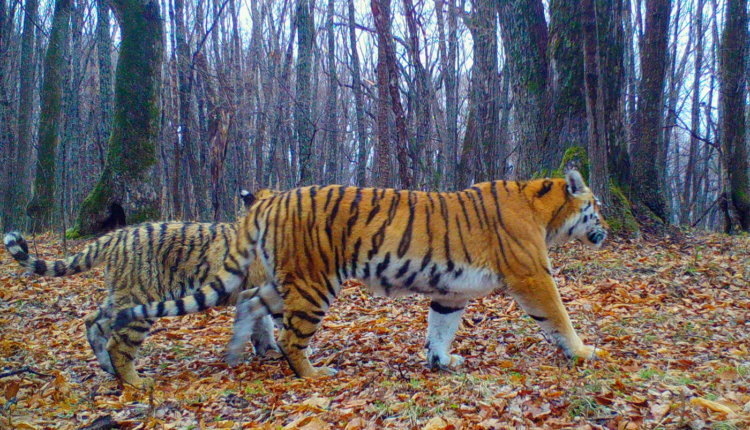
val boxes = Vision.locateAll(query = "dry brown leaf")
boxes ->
[690,397,735,415]
[422,416,452,430]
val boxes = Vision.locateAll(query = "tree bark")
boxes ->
[719,0,750,231]
[467,0,501,182]
[348,0,368,186]
[96,0,113,168]
[27,0,72,230]
[403,0,430,187]
[549,0,587,170]
[580,0,611,206]
[323,0,339,184]
[3,0,37,231]
[295,0,315,186]
[496,0,552,178]
[435,0,459,187]
[73,0,163,235]
[681,0,704,224]
[630,0,671,222]
[372,0,412,188]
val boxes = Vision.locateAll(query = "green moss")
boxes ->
[559,146,590,181]
[607,182,639,234]
[65,227,82,240]
[129,206,160,224]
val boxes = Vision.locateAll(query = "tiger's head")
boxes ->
[546,170,608,248]
[240,188,279,209]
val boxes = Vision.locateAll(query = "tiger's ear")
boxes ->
[240,189,256,207]
[565,170,587,196]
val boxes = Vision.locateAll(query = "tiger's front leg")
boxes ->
[426,300,468,370]
[276,279,337,378]
[507,273,597,360]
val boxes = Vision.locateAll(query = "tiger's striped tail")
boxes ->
[3,231,109,277]
[111,217,259,329]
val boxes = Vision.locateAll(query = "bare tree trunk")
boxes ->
[435,0,459,187]
[96,0,113,167]
[323,0,339,184]
[27,0,72,230]
[467,0,501,182]
[347,0,368,186]
[74,0,163,235]
[403,0,430,187]
[3,0,37,231]
[348,0,368,186]
[719,0,750,231]
[372,0,412,188]
[580,0,611,207]
[682,0,705,224]
[630,0,671,222]
[296,0,315,186]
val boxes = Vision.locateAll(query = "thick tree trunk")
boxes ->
[27,0,71,230]
[295,0,315,186]
[496,0,552,178]
[96,0,113,168]
[719,0,750,231]
[467,0,501,182]
[73,0,163,235]
[3,0,37,231]
[630,0,671,222]
[549,0,587,169]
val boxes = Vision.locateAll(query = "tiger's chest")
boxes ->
[359,256,501,301]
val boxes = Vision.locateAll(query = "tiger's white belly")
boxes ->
[358,256,501,302]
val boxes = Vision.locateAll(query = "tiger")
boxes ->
[3,189,280,388]
[113,170,607,379]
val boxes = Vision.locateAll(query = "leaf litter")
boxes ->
[0,231,748,429]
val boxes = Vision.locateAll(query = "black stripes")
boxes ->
[430,301,464,314]
[529,314,548,322]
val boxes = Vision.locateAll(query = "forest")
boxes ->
[1,0,749,428]
[0,0,748,234]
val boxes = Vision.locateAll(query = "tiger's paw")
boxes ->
[568,345,602,361]
[428,353,465,371]
[225,351,245,367]
[307,366,338,378]
[122,375,154,390]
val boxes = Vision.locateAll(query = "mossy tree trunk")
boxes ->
[496,0,552,178]
[27,0,71,231]
[73,0,163,236]
[718,0,750,232]
[549,0,587,172]
[2,0,37,232]
[630,0,672,223]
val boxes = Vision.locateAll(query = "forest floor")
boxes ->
[0,231,749,429]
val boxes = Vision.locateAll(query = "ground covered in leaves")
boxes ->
[1,231,749,429]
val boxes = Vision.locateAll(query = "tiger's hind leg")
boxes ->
[226,284,282,366]
[425,300,468,370]
[507,274,597,360]
[84,297,116,375]
[251,315,281,359]
[107,318,155,389]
